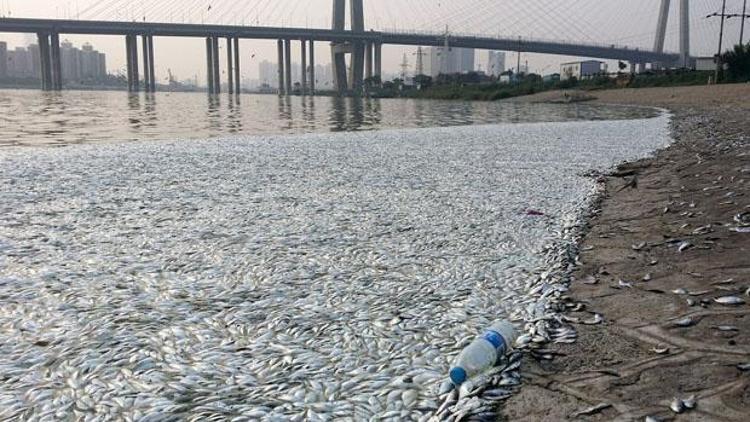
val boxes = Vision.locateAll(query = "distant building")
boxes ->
[487,51,505,77]
[2,40,106,82]
[313,63,334,89]
[258,60,278,88]
[0,42,7,78]
[7,46,36,78]
[60,41,107,83]
[560,60,607,80]
[694,57,715,72]
[427,47,475,77]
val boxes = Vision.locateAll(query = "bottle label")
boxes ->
[482,330,506,350]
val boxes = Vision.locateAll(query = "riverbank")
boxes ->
[500,84,750,421]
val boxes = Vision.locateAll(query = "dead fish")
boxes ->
[712,325,739,332]
[737,363,750,371]
[672,317,698,328]
[643,273,652,282]
[683,395,697,409]
[714,296,745,306]
[649,259,659,266]
[645,416,663,422]
[735,212,750,226]
[672,288,689,295]
[571,403,611,417]
[618,280,633,289]
[678,242,693,252]
[582,314,603,325]
[711,278,735,285]
[686,298,697,306]
[670,398,686,414]
[651,346,670,354]
[581,275,598,285]
[632,242,647,251]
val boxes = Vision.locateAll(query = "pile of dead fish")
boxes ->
[0,116,670,421]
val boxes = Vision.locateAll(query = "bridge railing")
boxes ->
[380,28,664,53]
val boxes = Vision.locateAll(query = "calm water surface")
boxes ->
[0,89,656,147]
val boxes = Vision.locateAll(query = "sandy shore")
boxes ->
[500,84,750,421]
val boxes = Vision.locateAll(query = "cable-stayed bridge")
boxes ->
[0,0,697,94]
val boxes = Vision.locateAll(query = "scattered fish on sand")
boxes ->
[678,242,693,252]
[632,242,647,251]
[651,346,670,354]
[714,296,746,306]
[672,317,699,328]
[571,403,612,417]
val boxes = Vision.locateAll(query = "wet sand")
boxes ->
[500,84,750,421]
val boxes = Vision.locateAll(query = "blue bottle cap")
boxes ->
[450,367,467,385]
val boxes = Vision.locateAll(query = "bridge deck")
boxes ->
[0,18,680,63]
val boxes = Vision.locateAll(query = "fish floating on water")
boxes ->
[0,118,673,420]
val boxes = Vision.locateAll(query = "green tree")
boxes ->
[722,43,750,82]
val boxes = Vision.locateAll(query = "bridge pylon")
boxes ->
[331,0,365,95]
[653,0,691,68]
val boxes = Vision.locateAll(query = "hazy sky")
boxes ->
[1,0,747,83]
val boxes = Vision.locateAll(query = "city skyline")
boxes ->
[0,0,748,86]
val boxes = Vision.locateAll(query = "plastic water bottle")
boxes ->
[449,321,518,385]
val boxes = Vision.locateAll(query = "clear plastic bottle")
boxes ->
[449,321,518,385]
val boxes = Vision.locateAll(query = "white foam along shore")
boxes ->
[0,114,671,420]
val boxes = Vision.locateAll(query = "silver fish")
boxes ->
[714,296,745,305]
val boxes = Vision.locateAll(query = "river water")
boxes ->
[0,89,656,147]
[0,89,669,420]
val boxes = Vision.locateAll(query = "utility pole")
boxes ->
[742,0,748,45]
[717,0,727,82]
[400,54,409,81]
[413,47,426,76]
[706,0,728,82]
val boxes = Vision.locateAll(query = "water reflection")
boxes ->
[0,89,660,148]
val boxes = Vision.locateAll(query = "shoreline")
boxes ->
[500,85,750,421]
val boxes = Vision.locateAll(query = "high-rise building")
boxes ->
[487,51,506,76]
[258,60,278,88]
[0,42,7,78]
[427,47,475,78]
[7,46,35,78]
[60,41,107,82]
[2,40,106,82]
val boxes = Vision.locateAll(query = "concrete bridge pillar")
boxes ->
[212,37,220,94]
[277,40,285,95]
[679,0,690,68]
[50,33,62,90]
[284,39,292,94]
[146,36,155,92]
[309,41,316,94]
[374,43,382,81]
[331,0,365,95]
[233,38,241,94]
[653,0,671,54]
[365,42,373,81]
[36,33,52,91]
[142,35,151,92]
[206,37,215,94]
[653,0,691,68]
[226,37,234,95]
[125,35,139,92]
[301,39,307,94]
